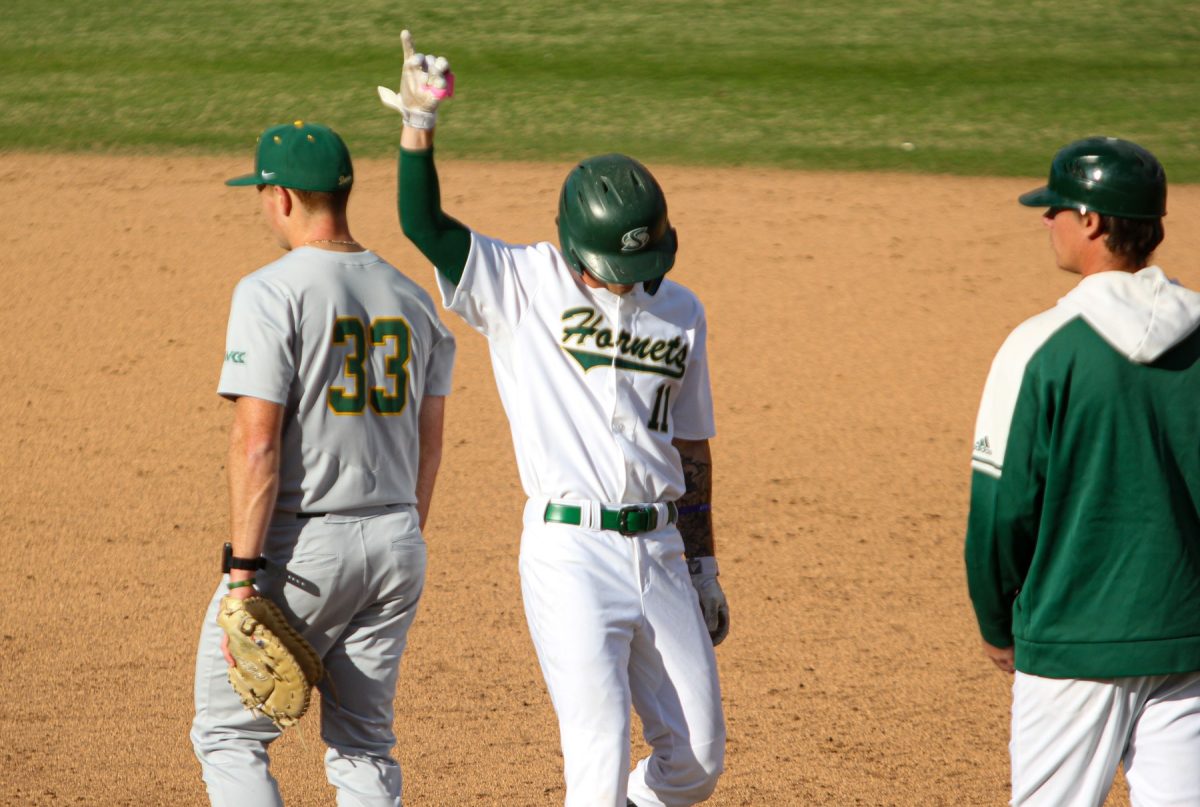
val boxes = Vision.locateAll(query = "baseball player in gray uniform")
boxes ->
[190,120,456,806]
[379,32,727,807]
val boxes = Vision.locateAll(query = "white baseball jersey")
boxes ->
[218,247,456,513]
[438,232,714,504]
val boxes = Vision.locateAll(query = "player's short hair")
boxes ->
[291,188,350,217]
[1100,215,1164,269]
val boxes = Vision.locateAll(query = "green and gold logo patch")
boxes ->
[560,307,687,379]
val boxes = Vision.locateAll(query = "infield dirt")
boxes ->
[5,153,1196,805]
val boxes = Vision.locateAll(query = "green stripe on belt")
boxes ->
[543,502,677,535]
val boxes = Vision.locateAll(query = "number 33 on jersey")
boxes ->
[218,248,455,514]
[328,316,412,415]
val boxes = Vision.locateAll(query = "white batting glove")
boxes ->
[377,29,455,130]
[689,557,730,646]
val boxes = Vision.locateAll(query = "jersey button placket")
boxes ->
[611,294,629,498]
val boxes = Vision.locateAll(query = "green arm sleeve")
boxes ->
[399,147,470,285]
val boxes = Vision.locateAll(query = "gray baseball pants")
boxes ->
[191,505,426,806]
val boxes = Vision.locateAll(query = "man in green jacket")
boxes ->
[965,137,1200,806]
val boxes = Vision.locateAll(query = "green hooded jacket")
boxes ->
[965,266,1200,678]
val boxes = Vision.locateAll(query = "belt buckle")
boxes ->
[617,505,656,536]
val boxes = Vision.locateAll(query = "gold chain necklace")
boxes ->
[304,238,361,248]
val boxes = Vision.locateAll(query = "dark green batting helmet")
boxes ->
[1019,136,1166,219]
[557,154,677,285]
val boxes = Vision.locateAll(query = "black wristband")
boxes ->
[222,542,265,573]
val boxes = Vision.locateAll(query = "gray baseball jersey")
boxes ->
[218,246,455,513]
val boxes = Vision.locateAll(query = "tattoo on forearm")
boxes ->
[677,445,714,559]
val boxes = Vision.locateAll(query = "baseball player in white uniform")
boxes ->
[379,32,728,807]
[190,120,456,806]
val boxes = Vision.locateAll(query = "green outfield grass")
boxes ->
[2,0,1198,178]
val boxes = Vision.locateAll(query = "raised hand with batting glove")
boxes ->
[377,29,454,130]
[391,30,728,802]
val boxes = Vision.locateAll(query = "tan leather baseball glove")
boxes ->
[217,595,324,728]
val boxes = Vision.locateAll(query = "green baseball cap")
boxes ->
[226,120,353,192]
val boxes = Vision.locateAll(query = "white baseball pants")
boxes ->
[1011,670,1200,807]
[191,506,426,807]
[519,498,725,807]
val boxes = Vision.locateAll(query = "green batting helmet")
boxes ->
[557,154,677,285]
[1018,136,1166,219]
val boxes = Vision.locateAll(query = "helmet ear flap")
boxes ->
[566,247,585,275]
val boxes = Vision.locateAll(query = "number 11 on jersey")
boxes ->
[648,383,671,432]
